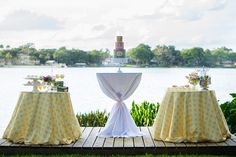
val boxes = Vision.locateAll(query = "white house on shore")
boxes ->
[45,60,57,65]
[17,54,40,65]
[75,63,87,67]
[45,60,67,68]
[221,60,236,67]
[103,58,128,66]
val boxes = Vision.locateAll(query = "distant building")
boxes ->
[102,58,112,66]
[45,60,67,68]
[75,63,87,67]
[16,54,40,65]
[150,58,158,64]
[111,58,128,64]
[45,60,57,65]
[222,60,235,67]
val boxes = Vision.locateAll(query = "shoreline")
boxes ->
[0,65,236,69]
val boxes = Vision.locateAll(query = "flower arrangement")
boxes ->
[41,75,56,85]
[197,67,211,90]
[25,74,66,92]
[39,74,64,84]
[186,71,200,86]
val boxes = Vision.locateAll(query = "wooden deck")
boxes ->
[0,127,236,155]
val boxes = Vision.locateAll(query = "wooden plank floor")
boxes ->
[0,127,236,155]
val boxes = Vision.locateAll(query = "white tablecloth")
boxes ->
[96,72,143,137]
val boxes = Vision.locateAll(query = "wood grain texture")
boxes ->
[73,127,93,148]
[141,127,155,147]
[0,127,235,156]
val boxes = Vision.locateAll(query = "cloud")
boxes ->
[206,0,227,11]
[92,25,106,31]
[0,0,234,51]
[135,0,228,22]
[0,10,63,31]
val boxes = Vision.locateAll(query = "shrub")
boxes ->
[130,101,160,126]
[76,101,160,127]
[220,93,236,134]
[76,110,108,127]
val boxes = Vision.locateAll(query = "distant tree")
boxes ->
[54,47,70,65]
[0,50,4,60]
[203,49,216,67]
[153,45,182,66]
[69,49,88,65]
[127,44,153,65]
[19,43,38,64]
[1,48,21,64]
[5,53,12,64]
[0,42,235,68]
[100,48,111,60]
[28,50,40,63]
[211,47,232,64]
[54,47,89,66]
[181,47,206,67]
[20,43,34,49]
[36,49,56,64]
[228,52,236,63]
[88,49,109,65]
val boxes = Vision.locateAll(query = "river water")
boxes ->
[0,67,235,136]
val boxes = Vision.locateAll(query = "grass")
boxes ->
[0,155,232,157]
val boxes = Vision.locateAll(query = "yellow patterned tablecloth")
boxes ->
[152,87,231,143]
[3,92,81,145]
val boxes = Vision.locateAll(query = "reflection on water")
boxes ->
[0,67,236,136]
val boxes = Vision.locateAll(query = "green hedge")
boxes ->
[220,93,236,134]
[76,101,159,127]
[76,95,236,134]
[76,110,108,127]
[1,154,230,157]
[130,101,159,126]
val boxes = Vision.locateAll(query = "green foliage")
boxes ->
[0,42,236,67]
[203,49,216,67]
[153,45,182,67]
[76,101,159,127]
[220,93,236,134]
[228,53,236,63]
[74,96,235,135]
[76,110,108,127]
[127,44,154,65]
[0,43,110,66]
[37,49,55,64]
[130,101,159,126]
[0,154,230,157]
[181,47,206,67]
[54,47,89,66]
[211,47,232,64]
[88,49,110,65]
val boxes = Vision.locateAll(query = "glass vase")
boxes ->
[200,80,208,90]
[46,85,51,92]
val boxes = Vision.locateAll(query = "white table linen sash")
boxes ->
[96,73,143,137]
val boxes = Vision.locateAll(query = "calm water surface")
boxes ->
[0,67,235,136]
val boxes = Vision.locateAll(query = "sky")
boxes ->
[0,0,235,51]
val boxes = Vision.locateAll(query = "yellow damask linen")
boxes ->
[152,87,231,143]
[3,92,81,145]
